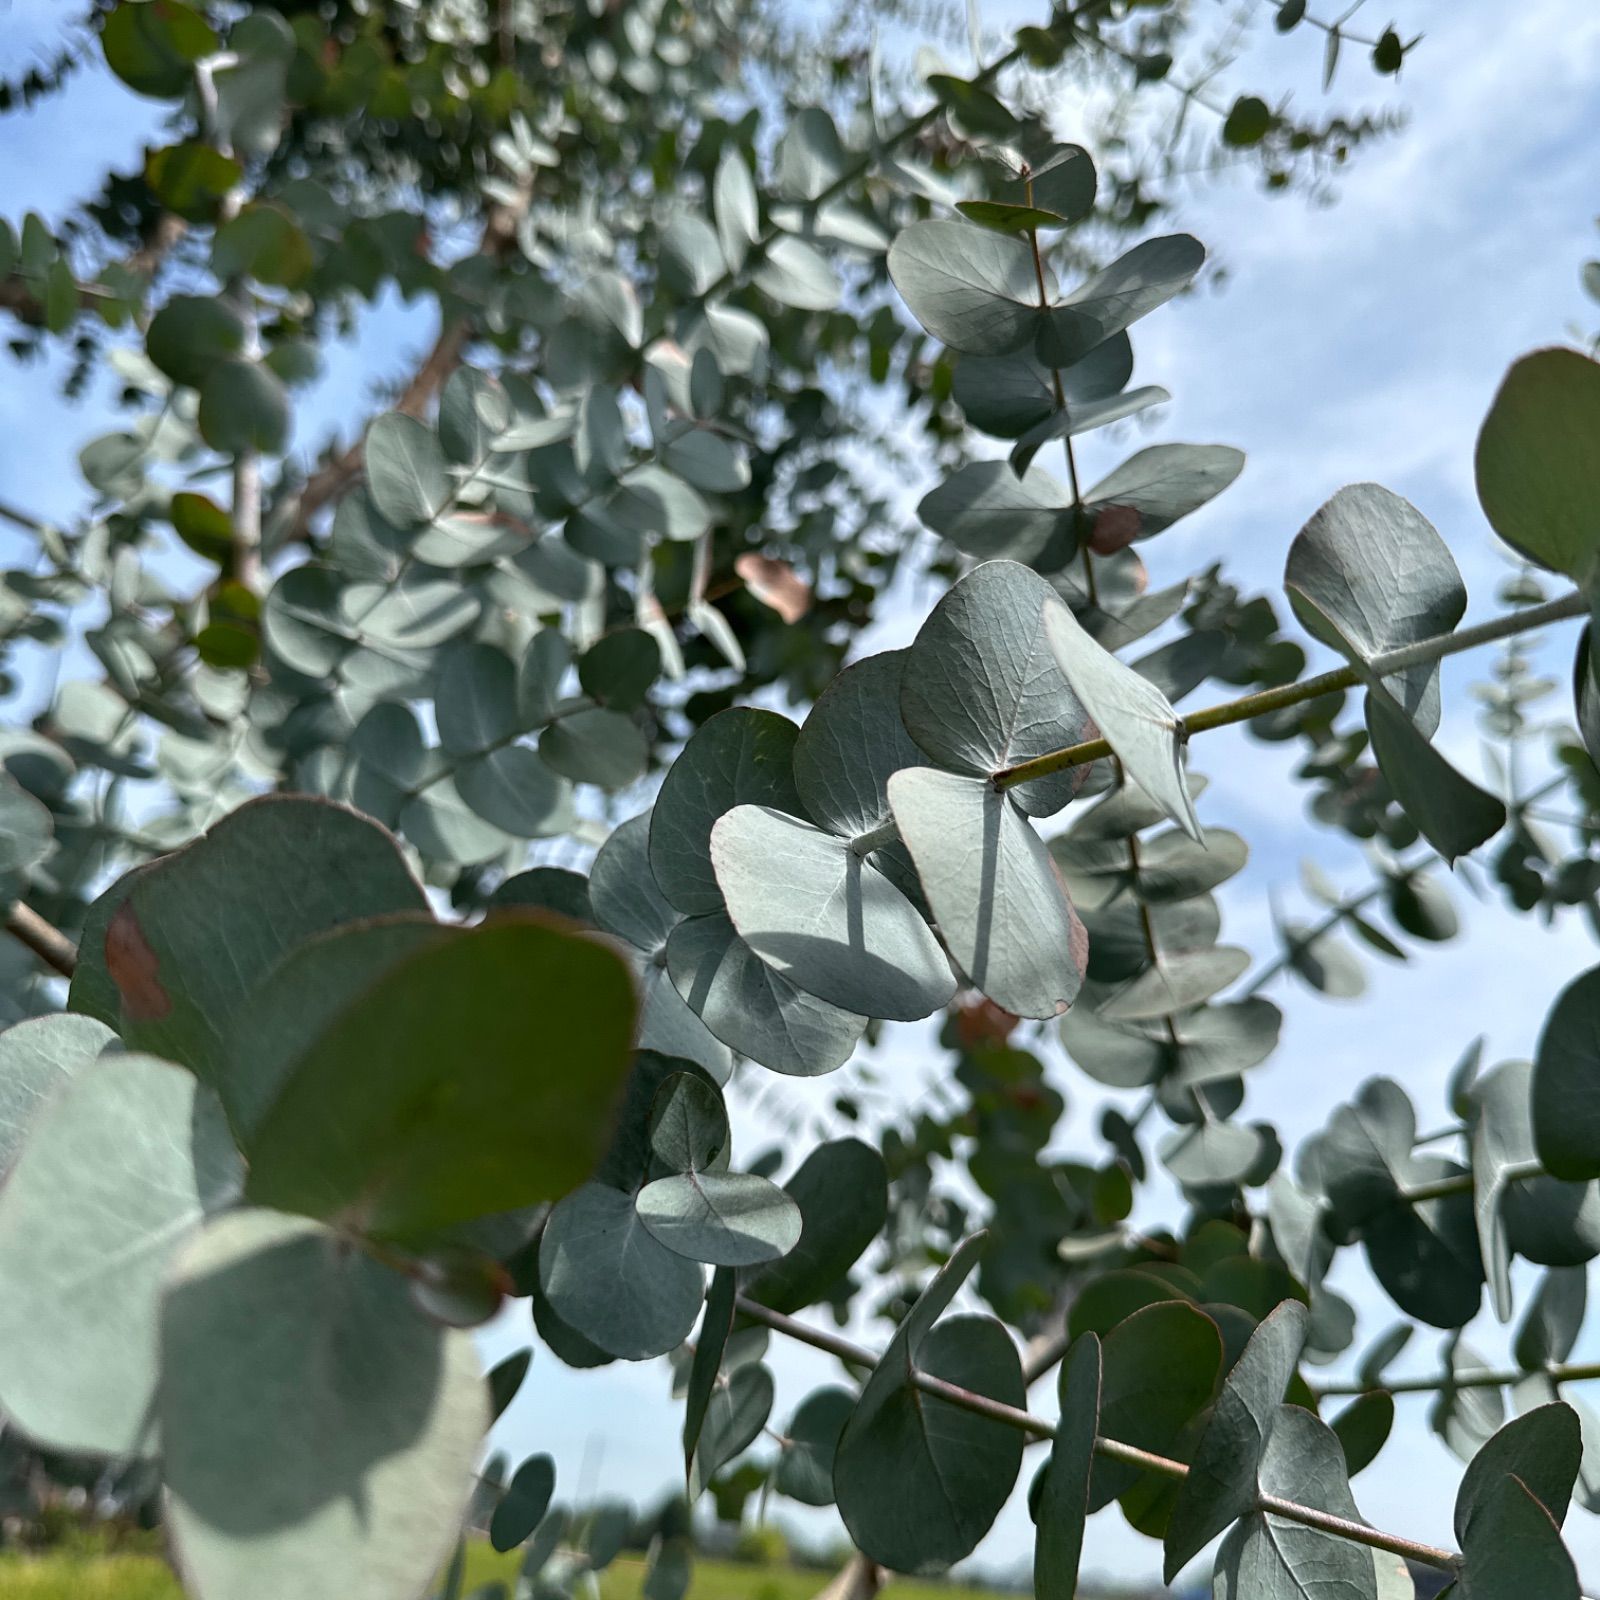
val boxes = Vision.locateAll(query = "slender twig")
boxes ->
[734,1293,1459,1573]
[1398,1156,1543,1205]
[3,903,78,978]
[1259,0,1388,46]
[0,498,51,536]
[1314,1355,1600,1399]
[1239,853,1431,997]
[994,591,1590,791]
[851,818,900,857]
[696,40,1030,311]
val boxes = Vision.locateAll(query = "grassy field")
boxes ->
[0,1547,1020,1600]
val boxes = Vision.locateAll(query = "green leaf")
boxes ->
[1456,1473,1580,1600]
[887,220,1049,355]
[211,12,294,160]
[0,771,52,887]
[1093,1301,1222,1513]
[917,461,1076,567]
[1475,348,1600,581]
[1364,689,1506,864]
[0,1054,241,1456]
[710,805,955,1020]
[580,628,661,712]
[683,1267,735,1475]
[743,1138,888,1314]
[1163,1299,1309,1580]
[490,1456,556,1552]
[1456,1404,1581,1542]
[1043,591,1199,839]
[491,866,591,924]
[198,359,289,455]
[457,747,573,839]
[1430,1342,1508,1460]
[590,812,679,954]
[1212,1405,1378,1600]
[170,490,234,561]
[146,294,246,388]
[666,910,866,1077]
[436,641,519,756]
[999,142,1097,223]
[902,561,1096,816]
[1221,96,1274,148]
[1160,1120,1273,1188]
[1533,964,1600,1180]
[537,1182,705,1360]
[1468,1059,1545,1319]
[648,1072,729,1173]
[1034,235,1205,368]
[650,709,805,915]
[70,795,430,1085]
[1055,824,1247,906]
[1366,1160,1485,1330]
[212,203,313,288]
[888,768,1084,1018]
[1034,1335,1101,1600]
[588,829,730,1079]
[713,148,760,272]
[102,0,217,97]
[777,107,846,201]
[952,354,1058,440]
[365,412,453,532]
[400,778,514,866]
[220,914,451,1143]
[488,1349,532,1424]
[1330,1391,1395,1477]
[540,707,648,790]
[637,1169,802,1266]
[1079,444,1245,554]
[1514,1269,1587,1370]
[660,214,727,297]
[1099,946,1252,1021]
[644,1537,693,1600]
[775,1386,855,1506]
[689,1363,774,1496]
[243,918,638,1240]
[1286,483,1465,733]
[751,236,840,311]
[835,1234,1024,1572]
[792,650,927,838]
[955,200,1073,234]
[162,1210,486,1600]
[0,1013,115,1176]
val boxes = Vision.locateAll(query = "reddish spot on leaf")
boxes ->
[1088,504,1144,556]
[105,901,172,1023]
[1065,898,1091,985]
[735,553,812,623]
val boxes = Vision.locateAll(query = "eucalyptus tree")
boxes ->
[6,5,1600,1600]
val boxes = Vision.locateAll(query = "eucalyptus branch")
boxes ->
[1239,851,1434,997]
[1260,0,1389,47]
[994,589,1590,791]
[695,38,1031,311]
[734,1294,1460,1574]
[1314,1355,1600,1399]
[0,498,51,537]
[1397,1157,1543,1205]
[3,902,78,978]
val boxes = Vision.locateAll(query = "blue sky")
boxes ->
[5,0,1600,1589]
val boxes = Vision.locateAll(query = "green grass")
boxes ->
[0,1548,1019,1600]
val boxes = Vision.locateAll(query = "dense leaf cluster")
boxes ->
[4,4,1600,1600]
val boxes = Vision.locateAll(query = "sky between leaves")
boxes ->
[3,0,1600,1588]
